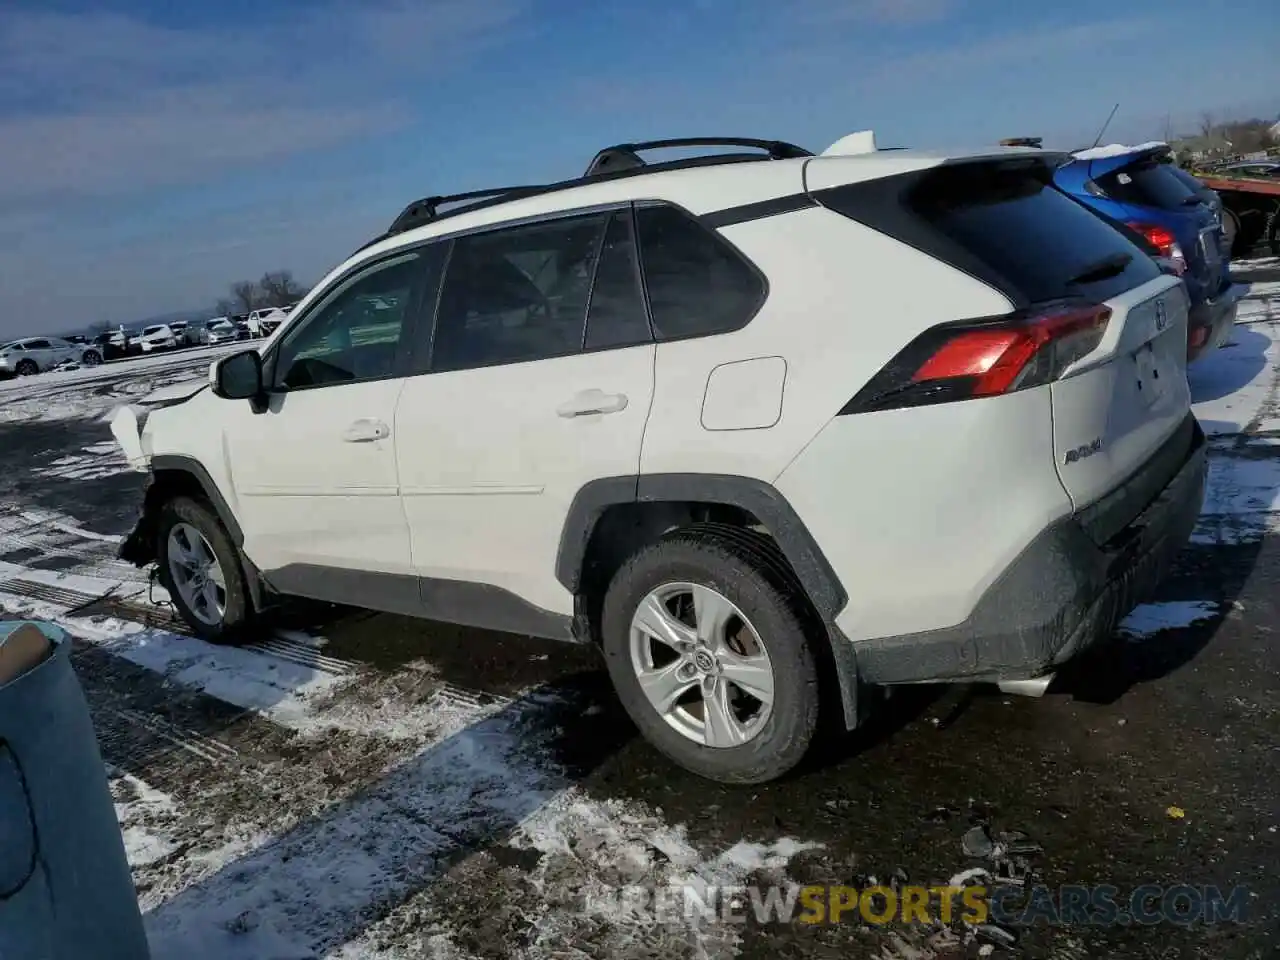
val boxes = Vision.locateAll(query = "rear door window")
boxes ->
[429,213,609,373]
[1094,159,1197,210]
[903,159,1161,304]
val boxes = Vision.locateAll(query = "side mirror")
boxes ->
[211,350,263,401]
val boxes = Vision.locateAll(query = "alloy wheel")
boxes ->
[167,523,228,626]
[629,582,775,748]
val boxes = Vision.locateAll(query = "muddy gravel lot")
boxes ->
[2,265,1279,959]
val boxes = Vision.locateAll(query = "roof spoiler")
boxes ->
[821,130,878,156]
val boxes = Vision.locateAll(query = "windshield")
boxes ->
[0,342,20,352]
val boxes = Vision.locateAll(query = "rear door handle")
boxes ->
[342,418,391,442]
[557,389,629,418]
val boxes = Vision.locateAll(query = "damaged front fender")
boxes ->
[108,405,151,472]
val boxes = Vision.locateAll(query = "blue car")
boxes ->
[1055,143,1238,361]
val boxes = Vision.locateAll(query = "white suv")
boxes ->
[110,136,1207,784]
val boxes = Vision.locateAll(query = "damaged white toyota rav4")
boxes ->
[111,134,1206,784]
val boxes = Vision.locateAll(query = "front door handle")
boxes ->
[556,389,629,418]
[342,418,391,442]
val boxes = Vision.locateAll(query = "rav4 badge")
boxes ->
[1064,438,1103,465]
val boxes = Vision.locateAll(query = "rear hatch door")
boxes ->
[883,155,1194,517]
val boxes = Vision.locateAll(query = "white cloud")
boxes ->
[0,2,527,203]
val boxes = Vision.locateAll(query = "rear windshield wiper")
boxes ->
[1066,252,1133,286]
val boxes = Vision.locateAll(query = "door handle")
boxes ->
[342,419,391,442]
[556,389,629,418]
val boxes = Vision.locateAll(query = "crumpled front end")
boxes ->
[108,404,152,472]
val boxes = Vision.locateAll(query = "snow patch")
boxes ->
[1193,457,1280,544]
[1191,315,1280,436]
[1119,601,1222,638]
[1071,141,1166,160]
[502,792,823,958]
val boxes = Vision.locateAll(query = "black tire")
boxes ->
[14,359,37,376]
[154,496,254,644]
[600,524,820,784]
[1222,209,1240,256]
[1265,205,1280,258]
[82,350,102,366]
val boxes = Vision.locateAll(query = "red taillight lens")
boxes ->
[842,303,1112,414]
[1127,221,1187,275]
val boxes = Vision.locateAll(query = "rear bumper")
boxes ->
[853,416,1207,685]
[1188,284,1241,360]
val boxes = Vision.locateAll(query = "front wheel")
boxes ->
[14,359,38,376]
[155,496,254,644]
[601,526,820,784]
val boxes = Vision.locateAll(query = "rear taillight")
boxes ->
[841,303,1111,414]
[1127,222,1187,275]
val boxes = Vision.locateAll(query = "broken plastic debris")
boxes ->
[1167,806,1186,819]
[949,866,991,887]
[962,825,995,858]
[976,923,1018,947]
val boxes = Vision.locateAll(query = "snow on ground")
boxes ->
[0,345,237,425]
[1119,601,1222,638]
[1,304,1278,958]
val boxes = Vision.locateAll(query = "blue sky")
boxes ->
[2,0,1278,336]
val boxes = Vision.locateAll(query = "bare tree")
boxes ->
[230,281,259,314]
[1198,112,1215,138]
[258,270,305,307]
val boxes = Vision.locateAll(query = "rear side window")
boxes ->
[635,205,764,341]
[897,160,1161,304]
[1094,159,1196,210]
[431,214,608,372]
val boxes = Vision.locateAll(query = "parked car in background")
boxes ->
[0,337,103,377]
[247,307,288,337]
[1057,143,1236,361]
[107,328,133,355]
[1213,160,1280,179]
[168,321,189,345]
[130,324,178,354]
[199,319,240,345]
[231,317,253,340]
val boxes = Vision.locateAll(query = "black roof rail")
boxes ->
[386,184,547,236]
[584,137,812,177]
[353,137,814,255]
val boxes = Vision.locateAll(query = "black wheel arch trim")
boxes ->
[555,473,848,622]
[150,455,244,545]
[147,455,269,611]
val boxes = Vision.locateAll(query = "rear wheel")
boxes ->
[601,526,820,784]
[155,496,254,644]
[82,350,102,366]
[1222,209,1240,255]
[14,359,37,376]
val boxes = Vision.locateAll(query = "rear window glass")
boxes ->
[905,160,1161,304]
[1094,159,1196,210]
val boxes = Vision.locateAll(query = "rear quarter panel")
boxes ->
[639,206,1016,482]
